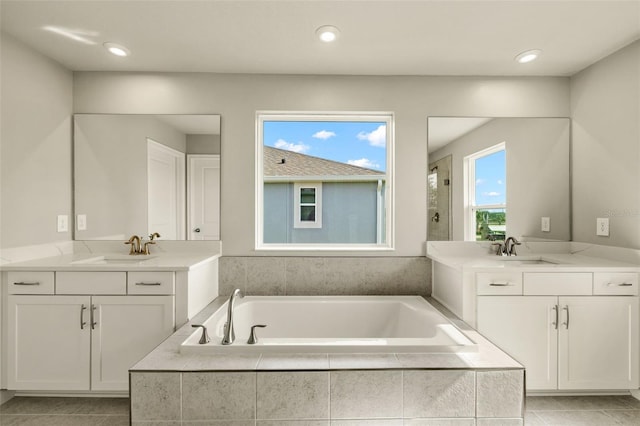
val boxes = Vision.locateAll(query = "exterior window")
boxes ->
[294,183,322,228]
[464,143,506,241]
[256,112,394,249]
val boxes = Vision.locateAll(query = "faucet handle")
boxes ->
[247,324,267,344]
[143,240,156,255]
[490,242,503,256]
[192,324,210,344]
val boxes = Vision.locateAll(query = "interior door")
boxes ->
[427,155,451,240]
[147,139,186,240]
[188,155,221,240]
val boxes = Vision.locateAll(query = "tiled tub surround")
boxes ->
[130,298,525,424]
[219,256,431,297]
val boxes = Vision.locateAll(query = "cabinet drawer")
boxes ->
[593,272,638,296]
[127,272,175,295]
[477,272,523,295]
[524,272,592,295]
[7,272,54,294]
[56,272,126,294]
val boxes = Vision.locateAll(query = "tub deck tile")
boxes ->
[257,353,330,370]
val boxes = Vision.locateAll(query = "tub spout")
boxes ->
[221,288,244,345]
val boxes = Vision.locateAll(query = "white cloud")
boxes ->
[483,191,501,197]
[274,139,310,153]
[497,180,504,185]
[357,125,386,147]
[347,158,380,169]
[476,178,486,185]
[312,130,336,140]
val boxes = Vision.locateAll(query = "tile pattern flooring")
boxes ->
[0,394,639,425]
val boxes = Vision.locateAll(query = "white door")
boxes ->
[147,139,186,240]
[91,295,174,391]
[188,155,220,240]
[8,295,91,390]
[558,296,639,390]
[477,296,559,390]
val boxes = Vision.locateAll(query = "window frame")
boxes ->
[294,182,322,228]
[463,142,506,241]
[255,111,395,251]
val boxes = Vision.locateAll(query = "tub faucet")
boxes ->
[503,236,521,256]
[221,288,244,345]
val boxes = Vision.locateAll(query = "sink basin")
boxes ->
[497,257,561,266]
[71,255,157,265]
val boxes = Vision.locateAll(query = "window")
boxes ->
[256,112,394,249]
[464,143,506,241]
[294,182,322,228]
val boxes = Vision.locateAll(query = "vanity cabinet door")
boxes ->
[90,295,174,391]
[7,295,91,390]
[558,296,639,390]
[477,296,558,390]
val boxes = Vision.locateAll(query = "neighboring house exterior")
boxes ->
[263,146,386,244]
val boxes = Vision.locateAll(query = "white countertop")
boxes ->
[426,241,640,272]
[0,252,220,272]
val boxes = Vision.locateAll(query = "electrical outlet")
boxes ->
[57,215,69,233]
[77,214,87,231]
[596,217,610,236]
[541,217,550,232]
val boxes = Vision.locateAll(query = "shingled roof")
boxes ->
[264,146,385,178]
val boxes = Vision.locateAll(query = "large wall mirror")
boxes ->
[74,114,221,241]
[427,117,570,242]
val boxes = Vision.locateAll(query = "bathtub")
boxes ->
[180,296,477,354]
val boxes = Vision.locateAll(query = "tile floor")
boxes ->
[0,394,639,425]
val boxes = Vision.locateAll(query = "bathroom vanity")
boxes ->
[0,249,219,394]
[427,241,640,392]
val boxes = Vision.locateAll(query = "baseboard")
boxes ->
[0,390,16,405]
[14,391,128,398]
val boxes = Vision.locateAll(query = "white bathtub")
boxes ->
[180,296,476,354]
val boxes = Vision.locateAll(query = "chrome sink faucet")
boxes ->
[503,236,521,256]
[221,288,244,345]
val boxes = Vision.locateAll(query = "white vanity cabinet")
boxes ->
[6,271,174,392]
[477,272,639,391]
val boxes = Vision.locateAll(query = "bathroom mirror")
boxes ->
[74,114,221,241]
[427,117,570,242]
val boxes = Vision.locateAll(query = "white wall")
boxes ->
[0,33,73,250]
[571,40,640,249]
[73,73,570,256]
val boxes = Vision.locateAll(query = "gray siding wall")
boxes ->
[264,182,384,244]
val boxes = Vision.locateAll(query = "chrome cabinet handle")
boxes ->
[489,282,511,286]
[13,282,40,286]
[562,305,569,329]
[91,304,97,329]
[80,304,87,329]
[552,305,559,330]
[618,283,633,287]
[135,282,162,286]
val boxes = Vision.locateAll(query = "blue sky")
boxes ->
[475,149,506,205]
[263,121,387,171]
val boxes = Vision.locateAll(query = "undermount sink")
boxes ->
[71,255,157,265]
[497,257,561,266]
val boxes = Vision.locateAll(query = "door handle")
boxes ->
[562,305,569,329]
[80,304,87,329]
[194,228,201,233]
[431,212,440,223]
[91,304,98,329]
[552,305,559,329]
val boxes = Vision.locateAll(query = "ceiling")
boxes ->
[1,0,639,76]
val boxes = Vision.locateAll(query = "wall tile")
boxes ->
[363,258,430,296]
[182,422,255,426]
[182,372,256,420]
[404,420,475,426]
[130,372,181,421]
[257,371,329,420]
[246,257,286,295]
[476,419,523,426]
[331,420,403,425]
[403,370,475,418]
[285,258,327,295]
[323,258,366,294]
[328,353,401,369]
[257,353,330,370]
[330,370,402,419]
[219,257,247,296]
[258,421,329,426]
[476,370,524,418]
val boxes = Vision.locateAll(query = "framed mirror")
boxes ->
[74,114,221,241]
[427,117,570,242]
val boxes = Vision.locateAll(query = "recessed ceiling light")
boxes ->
[103,42,130,57]
[316,25,340,43]
[515,49,542,64]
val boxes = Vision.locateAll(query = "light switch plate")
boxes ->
[57,215,69,233]
[596,217,609,236]
[77,214,87,231]
[541,217,550,232]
